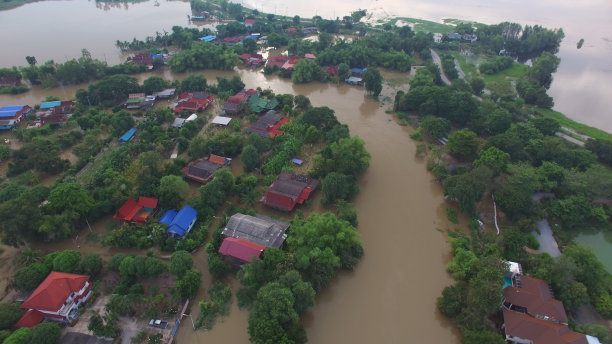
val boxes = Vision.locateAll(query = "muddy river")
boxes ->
[16,66,461,343]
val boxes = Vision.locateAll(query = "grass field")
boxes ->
[390,17,455,33]
[482,63,529,83]
[449,52,477,80]
[537,108,612,142]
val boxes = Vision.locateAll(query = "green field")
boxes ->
[390,17,455,33]
[537,108,612,142]
[482,63,529,83]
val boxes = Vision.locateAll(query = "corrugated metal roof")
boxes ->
[40,100,61,109]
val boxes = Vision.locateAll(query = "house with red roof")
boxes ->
[246,110,288,138]
[182,154,231,183]
[261,173,318,211]
[244,19,256,28]
[323,65,338,76]
[222,92,250,115]
[501,274,598,344]
[130,52,154,69]
[114,196,158,224]
[16,272,92,328]
[266,56,288,69]
[218,237,265,265]
[174,91,214,113]
[0,76,20,87]
[239,53,265,68]
[281,56,303,70]
[286,27,298,35]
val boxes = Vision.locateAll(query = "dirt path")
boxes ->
[430,49,452,85]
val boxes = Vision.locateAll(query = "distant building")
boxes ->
[281,56,303,70]
[222,213,290,248]
[199,35,217,43]
[247,94,279,113]
[174,91,213,113]
[182,154,232,183]
[0,105,32,130]
[246,110,288,138]
[302,27,318,35]
[0,76,19,87]
[267,56,289,68]
[323,65,338,76]
[159,205,198,238]
[16,272,92,328]
[244,19,256,28]
[261,173,318,211]
[114,197,158,224]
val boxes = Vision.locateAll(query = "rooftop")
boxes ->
[21,272,89,312]
[222,213,290,248]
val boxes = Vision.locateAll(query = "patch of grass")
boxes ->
[482,63,529,83]
[449,52,477,80]
[195,281,232,330]
[393,17,455,33]
[486,78,515,97]
[537,108,612,142]
[446,208,459,224]
[386,77,411,87]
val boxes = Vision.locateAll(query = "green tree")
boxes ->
[531,117,560,136]
[170,251,194,278]
[0,145,10,163]
[188,136,208,160]
[448,129,479,159]
[240,144,260,173]
[157,175,189,209]
[558,280,589,309]
[14,263,49,291]
[248,282,301,344]
[528,52,561,89]
[53,250,81,273]
[363,67,383,97]
[470,78,485,96]
[27,322,61,344]
[46,183,93,220]
[176,269,202,299]
[142,76,169,94]
[438,283,467,318]
[79,254,103,277]
[3,328,30,344]
[314,137,370,177]
[0,303,24,330]
[337,63,351,80]
[473,146,509,174]
[446,248,478,280]
[444,172,487,214]
[287,213,363,290]
[461,330,506,344]
[291,59,325,84]
[179,74,207,93]
[420,116,451,138]
[321,172,359,205]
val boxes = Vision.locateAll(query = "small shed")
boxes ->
[118,128,137,142]
[212,116,232,126]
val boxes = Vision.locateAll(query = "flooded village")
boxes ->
[0,1,612,344]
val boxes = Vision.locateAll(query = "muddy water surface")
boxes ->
[169,70,461,343]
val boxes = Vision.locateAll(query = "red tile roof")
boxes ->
[219,237,265,263]
[209,154,226,165]
[261,173,318,211]
[504,276,568,323]
[503,309,587,344]
[15,310,44,328]
[21,272,89,312]
[244,19,256,24]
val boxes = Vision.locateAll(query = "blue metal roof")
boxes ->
[0,105,25,111]
[118,128,137,142]
[159,210,178,225]
[166,205,197,237]
[40,101,61,109]
[152,54,163,60]
[199,35,216,42]
[291,158,303,165]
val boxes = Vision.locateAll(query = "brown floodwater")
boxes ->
[2,0,611,131]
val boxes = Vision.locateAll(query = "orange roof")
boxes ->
[504,276,567,323]
[21,272,89,312]
[209,154,226,165]
[503,309,587,344]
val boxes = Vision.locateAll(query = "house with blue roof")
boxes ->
[0,105,32,130]
[199,35,216,43]
[118,128,137,142]
[158,205,198,238]
[39,101,61,110]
